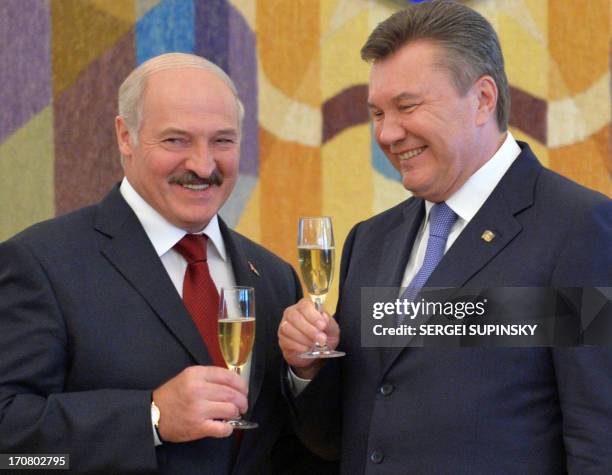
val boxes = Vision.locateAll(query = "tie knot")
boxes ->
[429,202,457,239]
[175,234,208,264]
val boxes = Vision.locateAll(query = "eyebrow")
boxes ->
[215,128,239,136]
[367,91,421,109]
[158,127,238,136]
[159,127,189,136]
[392,92,420,102]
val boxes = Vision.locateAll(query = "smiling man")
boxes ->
[278,1,612,474]
[116,64,241,233]
[0,53,320,474]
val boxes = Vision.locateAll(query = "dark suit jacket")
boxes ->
[0,186,308,474]
[290,143,612,474]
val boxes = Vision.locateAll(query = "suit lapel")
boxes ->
[94,187,212,365]
[375,198,425,287]
[381,144,541,376]
[219,220,266,415]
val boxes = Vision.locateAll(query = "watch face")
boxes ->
[151,401,160,426]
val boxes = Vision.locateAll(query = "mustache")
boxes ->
[168,170,224,187]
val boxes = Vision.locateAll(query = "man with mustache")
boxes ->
[0,53,323,474]
[279,1,612,473]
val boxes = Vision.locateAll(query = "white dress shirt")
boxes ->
[119,178,249,444]
[289,132,522,395]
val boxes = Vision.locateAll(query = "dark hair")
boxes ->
[361,0,509,131]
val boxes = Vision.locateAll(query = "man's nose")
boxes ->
[186,142,216,177]
[377,115,406,147]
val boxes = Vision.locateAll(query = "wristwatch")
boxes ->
[151,400,161,438]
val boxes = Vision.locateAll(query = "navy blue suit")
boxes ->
[290,143,612,474]
[0,187,309,474]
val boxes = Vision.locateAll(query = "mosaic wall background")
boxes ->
[1,0,610,306]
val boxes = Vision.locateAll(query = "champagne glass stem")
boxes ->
[228,366,246,425]
[313,296,326,350]
[225,365,258,428]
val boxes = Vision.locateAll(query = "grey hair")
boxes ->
[361,0,509,131]
[118,52,245,144]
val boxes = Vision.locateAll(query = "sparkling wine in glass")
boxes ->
[297,217,345,358]
[218,286,258,429]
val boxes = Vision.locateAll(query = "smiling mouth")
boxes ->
[181,183,211,191]
[398,146,427,161]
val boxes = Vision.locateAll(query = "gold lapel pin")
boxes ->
[248,260,261,277]
[481,230,496,242]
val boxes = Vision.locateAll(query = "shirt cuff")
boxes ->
[151,410,162,447]
[152,424,162,446]
[287,367,312,397]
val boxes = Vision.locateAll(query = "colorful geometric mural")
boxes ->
[1,0,610,307]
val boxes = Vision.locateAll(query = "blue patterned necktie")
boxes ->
[401,202,458,303]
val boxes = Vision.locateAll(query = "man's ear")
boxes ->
[115,116,134,158]
[473,75,498,127]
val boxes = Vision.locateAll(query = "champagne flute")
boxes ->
[217,286,258,429]
[297,217,345,358]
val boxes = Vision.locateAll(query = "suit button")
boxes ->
[370,450,384,464]
[379,383,394,396]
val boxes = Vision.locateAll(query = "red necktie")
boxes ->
[174,234,225,367]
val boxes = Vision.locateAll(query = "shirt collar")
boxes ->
[425,131,521,224]
[119,177,228,261]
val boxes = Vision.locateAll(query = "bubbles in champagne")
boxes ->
[218,318,256,369]
[297,246,335,297]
